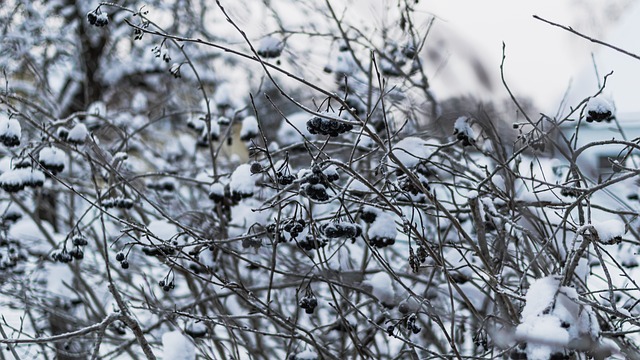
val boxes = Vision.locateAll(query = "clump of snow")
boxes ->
[453,116,476,146]
[38,147,65,174]
[147,220,179,243]
[515,276,601,359]
[364,272,395,306]
[257,36,284,58]
[229,164,255,197]
[239,115,259,141]
[292,350,318,360]
[162,330,195,360]
[66,123,88,144]
[367,212,397,248]
[585,96,615,123]
[391,137,438,168]
[592,219,625,244]
[0,116,21,147]
[277,112,314,146]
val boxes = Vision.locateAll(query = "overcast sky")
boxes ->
[422,0,637,115]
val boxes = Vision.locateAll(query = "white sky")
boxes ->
[423,0,637,114]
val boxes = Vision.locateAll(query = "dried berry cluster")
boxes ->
[299,294,318,314]
[158,279,175,292]
[405,313,421,334]
[306,115,353,137]
[277,170,296,186]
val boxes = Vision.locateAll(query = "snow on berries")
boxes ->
[367,212,397,248]
[298,165,339,202]
[0,116,21,147]
[66,123,88,145]
[38,146,65,174]
[239,115,259,141]
[585,96,615,123]
[87,9,109,27]
[257,36,284,58]
[229,164,256,200]
[306,111,354,137]
[453,116,476,146]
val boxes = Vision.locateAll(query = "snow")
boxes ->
[277,112,314,146]
[586,96,614,115]
[229,164,255,196]
[592,219,625,243]
[453,116,475,141]
[391,137,438,168]
[368,212,397,239]
[294,350,318,360]
[365,272,395,306]
[67,123,88,144]
[257,36,283,57]
[240,115,259,140]
[209,182,225,197]
[38,146,65,166]
[0,117,21,141]
[162,330,195,360]
[147,220,179,242]
[515,276,601,359]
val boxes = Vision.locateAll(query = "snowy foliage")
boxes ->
[0,0,638,359]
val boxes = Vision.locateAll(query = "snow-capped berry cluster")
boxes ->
[297,234,327,251]
[102,197,134,209]
[0,117,21,147]
[0,168,45,193]
[306,114,353,137]
[367,212,397,248]
[38,146,65,174]
[585,96,615,123]
[283,218,306,239]
[240,116,259,141]
[66,123,88,145]
[257,36,284,58]
[87,9,109,27]
[299,293,318,314]
[453,116,475,146]
[320,221,362,240]
[299,166,338,202]
[208,182,225,203]
[405,313,421,334]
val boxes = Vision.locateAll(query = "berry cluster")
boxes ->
[408,246,428,273]
[360,207,378,223]
[0,168,45,193]
[148,179,176,192]
[242,237,262,249]
[398,174,429,196]
[560,187,580,198]
[405,313,421,334]
[454,129,474,146]
[299,294,318,314]
[320,221,362,239]
[299,166,338,202]
[586,109,614,123]
[306,115,353,137]
[297,234,327,251]
[141,245,176,257]
[369,235,395,248]
[276,171,296,186]
[87,10,109,27]
[52,235,88,263]
[103,197,134,209]
[0,118,20,147]
[283,218,305,239]
[158,279,175,292]
[115,251,129,269]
